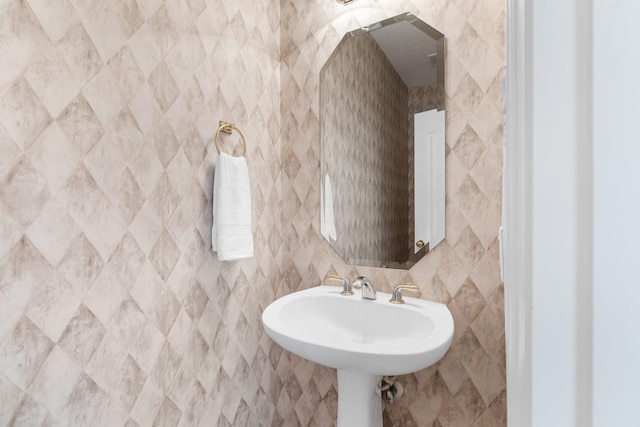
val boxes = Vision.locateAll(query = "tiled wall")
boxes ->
[320,32,409,266]
[0,0,504,425]
[0,0,282,425]
[280,0,505,426]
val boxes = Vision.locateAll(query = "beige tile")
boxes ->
[0,292,22,344]
[469,240,502,301]
[62,165,127,258]
[26,0,79,42]
[129,200,164,254]
[82,66,126,126]
[454,23,502,92]
[136,0,163,20]
[108,233,146,289]
[0,373,24,426]
[437,397,468,427]
[57,233,105,296]
[0,0,50,93]
[470,132,503,210]
[85,333,128,395]
[166,203,195,252]
[165,32,206,91]
[454,378,486,424]
[57,373,112,426]
[23,201,76,267]
[108,45,145,103]
[114,167,145,225]
[56,22,103,86]
[110,296,146,351]
[438,2,467,44]
[164,80,205,140]
[78,3,126,62]
[148,61,179,113]
[197,348,221,396]
[152,341,182,392]
[112,0,143,39]
[0,315,53,390]
[149,173,181,223]
[58,304,106,366]
[0,124,21,175]
[453,329,505,407]
[1,236,53,311]
[24,272,82,341]
[128,82,165,138]
[27,122,80,193]
[149,230,181,281]
[183,282,209,323]
[82,264,127,326]
[1,157,51,229]
[468,0,505,54]
[8,394,49,426]
[167,307,193,355]
[147,5,179,57]
[129,319,165,374]
[0,78,52,151]
[29,345,83,416]
[153,396,182,427]
[178,379,207,427]
[115,355,148,412]
[130,378,165,427]
[24,46,82,117]
[56,93,104,156]
[453,278,486,323]
[138,273,181,336]
[196,299,221,348]
[455,175,489,228]
[127,23,163,78]
[470,306,505,376]
[168,362,196,411]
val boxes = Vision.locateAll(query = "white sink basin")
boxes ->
[262,285,454,427]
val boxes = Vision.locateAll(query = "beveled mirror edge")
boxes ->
[319,12,446,270]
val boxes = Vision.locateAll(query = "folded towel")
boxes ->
[321,173,337,240]
[211,153,254,261]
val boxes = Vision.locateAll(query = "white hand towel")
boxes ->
[321,173,337,240]
[211,153,254,261]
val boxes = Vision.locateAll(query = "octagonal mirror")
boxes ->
[320,12,446,269]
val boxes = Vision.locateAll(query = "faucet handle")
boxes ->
[328,275,354,296]
[389,284,422,304]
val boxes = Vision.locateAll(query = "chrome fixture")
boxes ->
[352,276,376,300]
[380,376,403,406]
[389,284,422,304]
[329,275,353,295]
[336,0,358,4]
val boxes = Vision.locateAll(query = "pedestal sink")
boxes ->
[261,286,454,427]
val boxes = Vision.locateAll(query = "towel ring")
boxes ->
[215,121,247,157]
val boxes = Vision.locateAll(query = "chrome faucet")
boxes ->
[328,275,376,300]
[352,276,376,300]
[328,275,353,296]
[389,284,422,304]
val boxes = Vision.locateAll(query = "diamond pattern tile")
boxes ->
[0,0,503,425]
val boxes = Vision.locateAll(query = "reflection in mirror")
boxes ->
[320,12,445,269]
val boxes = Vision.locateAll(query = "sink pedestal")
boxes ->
[336,370,382,427]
